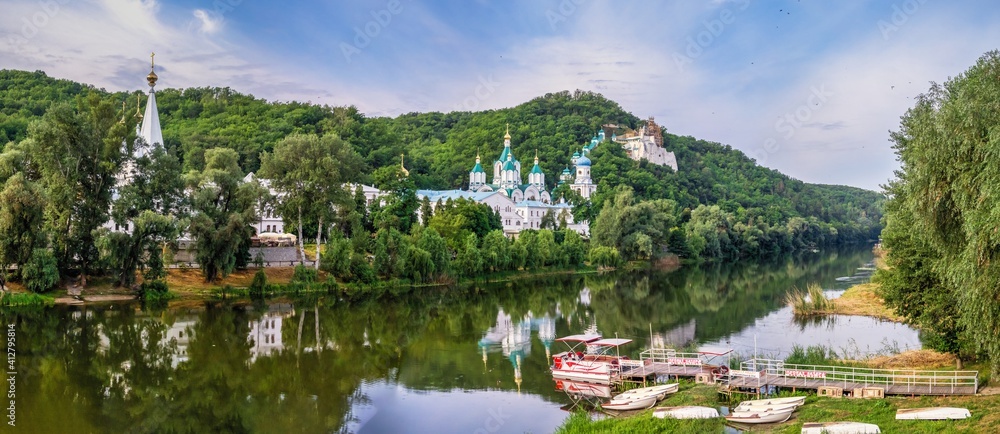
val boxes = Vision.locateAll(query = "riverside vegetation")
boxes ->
[0,70,880,303]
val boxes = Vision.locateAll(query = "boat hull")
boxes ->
[737,396,806,408]
[734,402,799,414]
[601,395,658,411]
[616,383,679,400]
[802,422,881,434]
[653,406,720,420]
[725,407,794,424]
[895,407,971,420]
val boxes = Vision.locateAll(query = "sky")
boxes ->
[2,0,998,191]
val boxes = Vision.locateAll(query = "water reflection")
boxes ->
[4,245,911,433]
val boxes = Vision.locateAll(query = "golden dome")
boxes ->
[504,123,511,140]
[146,52,158,87]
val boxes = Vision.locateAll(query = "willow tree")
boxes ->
[26,95,130,285]
[884,50,1000,373]
[187,148,262,282]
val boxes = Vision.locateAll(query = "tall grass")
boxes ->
[786,283,832,315]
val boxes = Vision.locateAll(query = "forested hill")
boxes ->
[0,69,882,246]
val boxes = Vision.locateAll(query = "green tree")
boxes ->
[414,226,449,277]
[0,173,45,288]
[480,230,510,272]
[454,233,482,277]
[186,148,262,282]
[561,229,587,267]
[27,95,131,285]
[879,51,1000,371]
[372,165,418,233]
[589,246,621,270]
[22,248,59,292]
[260,133,361,269]
[97,211,179,287]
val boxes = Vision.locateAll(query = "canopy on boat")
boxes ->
[555,334,601,343]
[590,338,633,347]
[697,346,733,356]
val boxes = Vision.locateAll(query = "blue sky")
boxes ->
[2,0,998,190]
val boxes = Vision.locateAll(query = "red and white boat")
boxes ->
[550,335,634,384]
[553,378,613,399]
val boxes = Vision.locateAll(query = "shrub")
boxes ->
[249,269,268,296]
[22,249,59,293]
[292,265,318,284]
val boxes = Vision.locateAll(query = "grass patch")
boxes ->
[831,282,904,321]
[0,291,55,308]
[786,283,832,315]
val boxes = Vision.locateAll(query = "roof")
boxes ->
[503,159,517,171]
[139,89,163,150]
[697,346,733,356]
[590,338,633,347]
[530,163,543,174]
[471,162,485,173]
[555,334,602,343]
[576,155,591,166]
[416,189,500,203]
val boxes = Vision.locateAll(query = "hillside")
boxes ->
[0,69,882,249]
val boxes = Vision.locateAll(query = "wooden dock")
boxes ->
[622,350,979,397]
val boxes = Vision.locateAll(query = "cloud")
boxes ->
[193,9,223,35]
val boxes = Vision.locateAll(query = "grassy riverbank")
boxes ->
[789,282,904,321]
[556,380,1000,433]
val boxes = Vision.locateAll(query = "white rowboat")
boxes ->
[725,407,795,424]
[734,402,799,414]
[614,383,679,400]
[653,406,720,420]
[802,422,881,434]
[737,396,806,408]
[895,407,971,420]
[601,394,658,411]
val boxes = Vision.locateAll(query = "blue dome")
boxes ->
[576,155,591,167]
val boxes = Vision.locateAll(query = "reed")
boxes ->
[786,283,831,315]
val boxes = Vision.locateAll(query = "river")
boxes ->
[1,245,919,433]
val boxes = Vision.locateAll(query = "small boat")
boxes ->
[895,407,971,420]
[554,379,612,399]
[725,407,795,424]
[737,396,806,408]
[551,335,634,384]
[601,394,658,411]
[733,402,799,414]
[653,406,720,420]
[802,422,881,434]
[615,383,679,400]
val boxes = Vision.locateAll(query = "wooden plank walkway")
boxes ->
[617,353,979,396]
[726,373,977,396]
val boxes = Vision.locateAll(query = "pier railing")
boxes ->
[739,358,979,394]
[639,348,705,367]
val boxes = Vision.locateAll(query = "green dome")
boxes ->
[530,163,543,174]
[503,159,517,171]
[471,162,485,173]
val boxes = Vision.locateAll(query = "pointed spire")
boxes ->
[139,54,163,149]
[119,100,126,124]
[400,153,410,176]
[534,149,539,164]
[134,93,143,120]
[504,123,511,140]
